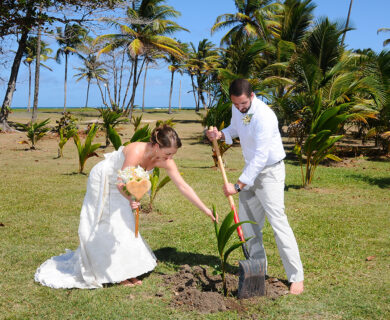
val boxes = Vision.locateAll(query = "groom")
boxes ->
[207,79,304,295]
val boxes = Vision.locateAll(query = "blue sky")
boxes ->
[3,0,390,109]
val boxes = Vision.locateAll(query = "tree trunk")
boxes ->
[31,17,42,124]
[341,0,354,47]
[190,75,198,112]
[127,56,140,118]
[96,79,106,106]
[0,29,30,131]
[118,49,125,107]
[27,63,32,112]
[112,53,117,105]
[64,53,68,112]
[85,79,90,108]
[142,61,149,112]
[168,71,174,114]
[178,79,181,110]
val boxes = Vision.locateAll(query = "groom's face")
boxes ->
[231,92,254,114]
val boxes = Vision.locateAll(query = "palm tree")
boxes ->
[55,24,88,111]
[74,55,107,108]
[75,36,108,107]
[96,0,187,117]
[22,36,53,112]
[164,41,188,114]
[211,0,282,45]
[186,39,220,111]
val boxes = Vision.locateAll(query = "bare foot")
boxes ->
[129,278,142,286]
[120,279,135,287]
[290,281,304,295]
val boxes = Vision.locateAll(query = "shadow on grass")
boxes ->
[62,172,87,176]
[347,174,390,189]
[154,247,238,273]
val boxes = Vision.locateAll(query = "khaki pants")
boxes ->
[239,161,304,282]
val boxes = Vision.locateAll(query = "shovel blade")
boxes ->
[238,258,266,299]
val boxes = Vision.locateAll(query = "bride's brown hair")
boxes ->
[150,125,182,149]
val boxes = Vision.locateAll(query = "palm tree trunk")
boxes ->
[85,79,90,108]
[0,28,29,131]
[121,63,134,111]
[190,75,198,111]
[112,53,117,105]
[31,16,42,124]
[341,0,354,47]
[118,49,126,107]
[27,63,32,112]
[96,79,106,106]
[178,79,181,110]
[106,83,114,109]
[64,53,68,111]
[128,56,139,118]
[142,61,149,112]
[168,71,174,114]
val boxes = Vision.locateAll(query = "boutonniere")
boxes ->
[242,114,254,125]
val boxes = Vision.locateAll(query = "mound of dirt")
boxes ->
[162,264,289,314]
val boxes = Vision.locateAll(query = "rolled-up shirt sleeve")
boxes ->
[238,118,272,187]
[221,124,238,145]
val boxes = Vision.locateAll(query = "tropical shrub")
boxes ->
[200,98,231,132]
[212,206,255,296]
[130,124,151,143]
[58,127,77,157]
[73,123,101,174]
[16,118,51,150]
[97,107,128,147]
[131,114,143,131]
[293,93,360,186]
[148,167,174,211]
[55,112,77,133]
[155,118,175,128]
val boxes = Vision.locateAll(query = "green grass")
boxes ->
[1,109,389,319]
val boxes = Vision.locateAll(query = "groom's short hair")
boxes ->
[229,79,253,98]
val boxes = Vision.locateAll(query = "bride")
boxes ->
[35,125,216,289]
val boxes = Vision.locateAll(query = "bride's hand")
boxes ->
[204,208,218,223]
[129,199,140,210]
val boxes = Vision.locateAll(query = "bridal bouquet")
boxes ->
[117,166,151,237]
[118,165,150,183]
[117,165,151,198]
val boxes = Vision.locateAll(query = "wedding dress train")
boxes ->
[35,147,157,289]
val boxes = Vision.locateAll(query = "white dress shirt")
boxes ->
[222,96,286,187]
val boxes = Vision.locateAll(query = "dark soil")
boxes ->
[162,264,289,314]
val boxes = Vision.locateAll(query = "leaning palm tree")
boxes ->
[96,0,187,117]
[55,24,88,111]
[22,36,53,112]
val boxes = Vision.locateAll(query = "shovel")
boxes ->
[210,127,265,298]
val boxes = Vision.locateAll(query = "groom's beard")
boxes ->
[239,101,252,114]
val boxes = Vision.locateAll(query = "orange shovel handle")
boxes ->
[210,127,245,242]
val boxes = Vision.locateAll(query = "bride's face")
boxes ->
[154,145,178,161]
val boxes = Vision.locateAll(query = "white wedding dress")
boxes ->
[35,146,157,289]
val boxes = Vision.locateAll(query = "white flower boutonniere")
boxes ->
[242,113,254,125]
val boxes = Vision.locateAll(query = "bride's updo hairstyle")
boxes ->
[151,125,182,149]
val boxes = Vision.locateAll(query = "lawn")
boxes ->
[0,109,389,319]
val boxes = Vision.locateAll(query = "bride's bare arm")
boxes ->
[163,159,216,222]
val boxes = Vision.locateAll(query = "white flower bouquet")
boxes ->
[117,166,151,237]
